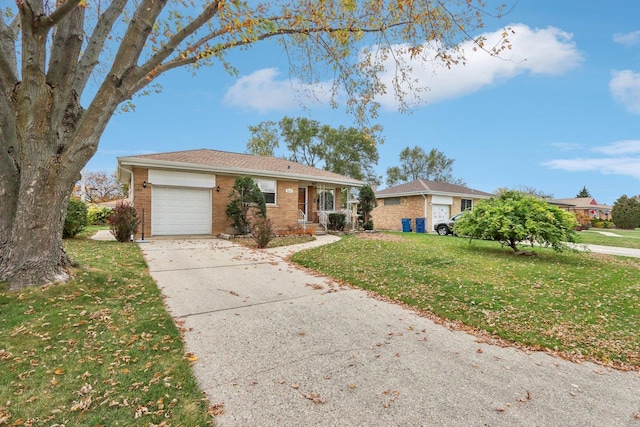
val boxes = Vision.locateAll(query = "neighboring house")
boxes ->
[549,197,612,220]
[117,149,363,238]
[373,179,494,231]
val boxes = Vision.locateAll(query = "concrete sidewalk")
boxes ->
[139,236,640,426]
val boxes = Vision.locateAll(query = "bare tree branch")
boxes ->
[36,0,82,32]
[126,1,221,88]
[73,0,128,95]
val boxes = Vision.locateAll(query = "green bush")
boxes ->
[454,190,578,252]
[251,217,273,248]
[611,195,640,229]
[225,176,267,234]
[363,220,374,231]
[63,199,88,238]
[87,205,112,225]
[328,213,346,231]
[108,201,139,242]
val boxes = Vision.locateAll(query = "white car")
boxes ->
[434,212,467,235]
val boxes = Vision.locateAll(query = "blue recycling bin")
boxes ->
[415,217,426,233]
[401,218,412,232]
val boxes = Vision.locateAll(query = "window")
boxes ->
[318,190,334,211]
[384,197,401,206]
[256,179,276,204]
[461,199,473,211]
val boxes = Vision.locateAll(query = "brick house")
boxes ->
[549,197,612,220]
[117,149,363,238]
[372,179,493,231]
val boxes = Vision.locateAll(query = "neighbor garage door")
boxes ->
[152,186,212,235]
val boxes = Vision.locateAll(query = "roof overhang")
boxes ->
[376,190,493,199]
[117,157,364,188]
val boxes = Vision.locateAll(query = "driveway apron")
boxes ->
[140,237,640,426]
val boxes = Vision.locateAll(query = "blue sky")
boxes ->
[88,0,640,205]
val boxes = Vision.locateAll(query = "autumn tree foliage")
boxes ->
[0,0,508,289]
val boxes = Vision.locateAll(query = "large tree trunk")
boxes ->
[0,160,76,290]
[0,78,99,291]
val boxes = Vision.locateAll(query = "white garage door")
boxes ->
[152,186,212,235]
[431,204,450,231]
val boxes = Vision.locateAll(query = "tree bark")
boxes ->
[0,78,90,290]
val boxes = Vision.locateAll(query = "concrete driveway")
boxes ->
[140,236,640,426]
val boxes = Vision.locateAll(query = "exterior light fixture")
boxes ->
[142,181,147,188]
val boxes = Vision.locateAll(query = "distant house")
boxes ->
[117,149,363,238]
[373,179,493,231]
[549,197,612,220]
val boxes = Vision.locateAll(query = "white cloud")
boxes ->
[592,139,640,155]
[609,70,640,114]
[613,30,640,46]
[224,24,582,113]
[543,140,640,180]
[375,24,584,109]
[223,68,332,113]
[543,157,640,179]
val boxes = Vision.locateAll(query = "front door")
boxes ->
[298,187,307,220]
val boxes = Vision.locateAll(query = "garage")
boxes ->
[151,186,212,235]
[431,204,450,231]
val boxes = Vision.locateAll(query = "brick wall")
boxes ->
[373,195,486,231]
[132,168,346,236]
[266,179,298,230]
[132,167,150,239]
[373,196,426,231]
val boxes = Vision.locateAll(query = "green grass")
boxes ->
[292,232,640,369]
[0,236,213,426]
[575,228,640,249]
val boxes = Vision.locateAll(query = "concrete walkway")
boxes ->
[139,236,640,426]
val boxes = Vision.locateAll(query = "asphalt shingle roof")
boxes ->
[375,179,493,198]
[118,149,363,186]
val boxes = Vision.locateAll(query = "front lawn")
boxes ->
[291,232,640,369]
[575,228,640,249]
[0,238,213,426]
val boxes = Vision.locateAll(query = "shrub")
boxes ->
[251,217,273,248]
[328,213,346,231]
[63,199,88,238]
[225,176,267,234]
[275,225,314,237]
[574,213,591,230]
[611,195,640,229]
[108,201,140,242]
[357,185,377,226]
[363,220,374,231]
[87,205,112,225]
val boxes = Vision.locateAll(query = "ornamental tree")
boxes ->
[454,191,578,252]
[225,176,267,234]
[357,184,377,229]
[1,0,508,289]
